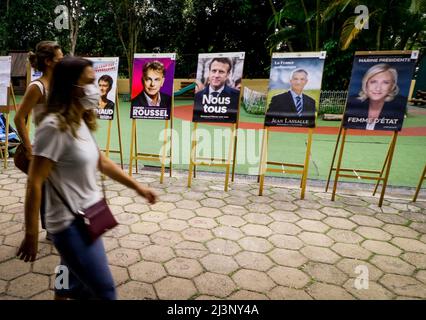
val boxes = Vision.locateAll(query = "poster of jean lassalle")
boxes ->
[0,56,11,106]
[86,57,119,121]
[343,51,419,131]
[130,53,176,120]
[192,52,245,123]
[264,52,326,128]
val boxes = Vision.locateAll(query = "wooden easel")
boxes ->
[128,101,174,183]
[412,164,426,202]
[188,122,236,191]
[100,91,124,169]
[258,126,313,199]
[0,84,18,168]
[231,88,244,182]
[329,128,398,207]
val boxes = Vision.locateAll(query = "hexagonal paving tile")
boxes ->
[182,228,214,242]
[380,274,426,298]
[107,248,140,267]
[117,281,157,300]
[307,282,354,300]
[323,217,357,230]
[370,255,416,276]
[293,199,322,210]
[131,222,160,235]
[123,203,150,214]
[268,248,308,268]
[320,207,352,218]
[331,243,372,260]
[195,207,223,218]
[164,257,203,278]
[150,230,184,247]
[243,213,273,225]
[268,234,304,250]
[140,245,175,263]
[401,253,426,269]
[234,251,273,271]
[195,272,236,298]
[303,262,348,286]
[343,279,394,300]
[109,265,129,286]
[268,266,310,288]
[176,199,201,210]
[169,208,196,220]
[129,261,167,283]
[175,241,209,259]
[200,254,239,274]
[213,226,244,241]
[301,246,340,264]
[109,196,133,206]
[0,245,17,262]
[217,215,246,227]
[350,215,384,228]
[296,220,329,233]
[7,273,50,298]
[269,221,301,235]
[140,211,168,223]
[269,211,300,223]
[119,234,152,249]
[200,198,226,208]
[355,226,392,241]
[160,219,189,232]
[238,237,272,253]
[295,208,326,221]
[391,237,426,254]
[232,269,275,293]
[327,229,364,244]
[268,286,312,300]
[223,196,249,206]
[361,240,402,257]
[228,290,268,300]
[297,232,334,247]
[241,224,273,238]
[150,202,176,212]
[0,259,31,280]
[188,217,218,229]
[336,258,383,281]
[206,238,241,256]
[221,205,248,216]
[32,255,60,275]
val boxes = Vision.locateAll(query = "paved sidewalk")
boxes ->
[0,163,426,300]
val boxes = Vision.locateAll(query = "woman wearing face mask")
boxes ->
[14,41,64,241]
[17,57,157,300]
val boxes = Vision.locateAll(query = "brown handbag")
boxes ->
[49,151,118,243]
[14,144,30,174]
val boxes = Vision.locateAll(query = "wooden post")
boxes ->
[372,138,393,196]
[325,123,343,192]
[188,122,198,187]
[300,128,313,199]
[331,128,348,201]
[169,99,174,177]
[115,91,124,169]
[413,164,426,202]
[378,132,398,207]
[128,119,136,176]
[160,120,169,184]
[105,120,112,158]
[224,124,236,192]
[258,127,269,196]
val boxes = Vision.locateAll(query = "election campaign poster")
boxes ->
[130,53,175,120]
[265,51,326,128]
[0,56,11,106]
[86,57,119,120]
[192,52,245,123]
[343,51,419,131]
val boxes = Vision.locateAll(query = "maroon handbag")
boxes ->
[49,151,118,243]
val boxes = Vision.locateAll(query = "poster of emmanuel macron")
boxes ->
[192,52,245,123]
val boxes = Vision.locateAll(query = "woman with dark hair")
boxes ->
[16,56,157,300]
[14,41,63,240]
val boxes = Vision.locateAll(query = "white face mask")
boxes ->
[78,83,100,110]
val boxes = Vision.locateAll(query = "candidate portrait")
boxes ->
[132,60,172,108]
[266,68,316,121]
[344,63,406,131]
[98,74,115,110]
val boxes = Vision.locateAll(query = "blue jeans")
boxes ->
[52,220,116,300]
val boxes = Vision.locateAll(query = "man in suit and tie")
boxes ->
[193,57,240,123]
[265,68,316,127]
[132,60,172,108]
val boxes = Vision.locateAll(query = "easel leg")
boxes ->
[188,122,198,188]
[326,124,343,192]
[115,93,124,169]
[300,129,313,200]
[378,132,398,207]
[135,121,139,173]
[105,120,112,158]
[413,164,426,202]
[160,120,169,184]
[224,125,236,192]
[169,106,174,177]
[331,128,347,201]
[258,128,269,196]
[4,112,9,168]
[128,120,136,176]
[257,126,266,184]
[231,127,238,182]
[373,136,392,196]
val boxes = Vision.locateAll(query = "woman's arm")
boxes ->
[98,153,157,204]
[14,85,42,159]
[17,156,54,262]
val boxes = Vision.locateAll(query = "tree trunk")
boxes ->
[316,0,320,51]
[300,0,314,50]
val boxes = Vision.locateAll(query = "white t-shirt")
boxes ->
[28,81,47,125]
[33,114,102,233]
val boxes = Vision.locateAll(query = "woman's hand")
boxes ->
[17,233,39,262]
[135,185,158,204]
